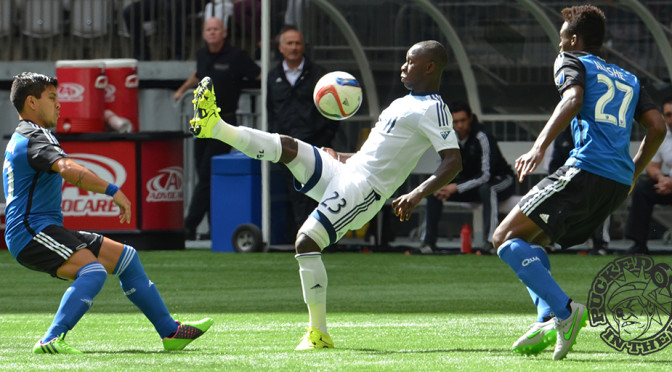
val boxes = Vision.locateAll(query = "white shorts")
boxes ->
[296,147,386,249]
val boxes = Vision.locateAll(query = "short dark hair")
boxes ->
[449,101,472,117]
[663,95,672,107]
[278,25,300,43]
[10,72,58,113]
[415,40,448,72]
[561,5,606,51]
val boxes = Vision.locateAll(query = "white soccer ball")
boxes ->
[313,71,362,120]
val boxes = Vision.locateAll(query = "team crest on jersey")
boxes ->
[440,130,452,140]
[588,255,672,355]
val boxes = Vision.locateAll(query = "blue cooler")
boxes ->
[210,152,261,252]
[210,152,287,252]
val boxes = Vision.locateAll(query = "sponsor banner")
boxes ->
[60,141,137,230]
[140,140,184,230]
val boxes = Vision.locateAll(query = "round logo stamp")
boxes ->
[587,255,672,355]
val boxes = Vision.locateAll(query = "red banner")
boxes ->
[60,141,137,230]
[140,140,184,230]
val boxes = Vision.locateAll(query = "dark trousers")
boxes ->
[184,113,235,234]
[423,175,514,246]
[625,176,672,246]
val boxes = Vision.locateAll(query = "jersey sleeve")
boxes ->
[554,52,585,94]
[634,86,659,122]
[27,130,66,173]
[418,102,459,152]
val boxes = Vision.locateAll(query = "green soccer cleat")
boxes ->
[162,317,214,351]
[189,77,222,138]
[553,301,588,360]
[32,333,83,354]
[512,318,557,356]
[295,327,334,351]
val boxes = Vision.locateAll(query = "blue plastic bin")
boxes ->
[210,152,287,252]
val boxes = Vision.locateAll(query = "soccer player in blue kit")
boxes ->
[3,72,213,354]
[189,40,463,350]
[491,5,666,360]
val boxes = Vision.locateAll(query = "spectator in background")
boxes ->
[624,96,672,255]
[421,101,515,254]
[174,17,260,240]
[122,0,205,60]
[548,126,610,255]
[267,25,339,242]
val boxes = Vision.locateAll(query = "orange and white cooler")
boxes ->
[103,59,139,132]
[55,60,107,133]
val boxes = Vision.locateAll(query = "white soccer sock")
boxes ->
[212,119,281,162]
[295,252,328,334]
[285,140,316,185]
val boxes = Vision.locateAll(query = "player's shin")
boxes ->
[114,245,177,338]
[498,239,571,320]
[42,262,107,342]
[296,252,328,334]
[212,124,282,162]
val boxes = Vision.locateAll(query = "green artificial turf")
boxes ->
[1,250,670,371]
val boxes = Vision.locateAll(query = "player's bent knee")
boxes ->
[296,233,321,254]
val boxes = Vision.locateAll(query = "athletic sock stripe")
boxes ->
[78,262,107,276]
[115,246,136,275]
[33,233,72,260]
[332,190,379,231]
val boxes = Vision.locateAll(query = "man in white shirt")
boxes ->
[625,96,672,254]
[189,40,462,350]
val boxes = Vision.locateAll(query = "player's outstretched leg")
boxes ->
[189,76,283,163]
[33,262,107,355]
[553,301,588,360]
[113,245,213,350]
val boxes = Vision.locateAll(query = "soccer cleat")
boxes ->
[553,301,588,360]
[32,333,83,354]
[189,77,222,138]
[512,318,557,356]
[295,327,334,350]
[162,317,214,351]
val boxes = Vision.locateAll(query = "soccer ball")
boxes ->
[313,71,362,120]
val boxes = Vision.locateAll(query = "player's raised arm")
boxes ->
[50,158,131,224]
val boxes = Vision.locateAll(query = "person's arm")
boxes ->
[632,109,666,184]
[51,158,131,224]
[516,85,583,182]
[646,161,664,181]
[392,148,462,221]
[173,71,199,102]
[321,147,353,163]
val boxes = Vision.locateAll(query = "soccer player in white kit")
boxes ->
[190,40,463,350]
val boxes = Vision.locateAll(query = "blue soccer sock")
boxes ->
[114,246,177,338]
[42,262,107,342]
[526,244,554,322]
[498,239,571,320]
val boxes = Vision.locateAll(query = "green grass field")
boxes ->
[1,250,671,371]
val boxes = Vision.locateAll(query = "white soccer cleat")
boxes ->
[553,301,588,360]
[512,318,556,356]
